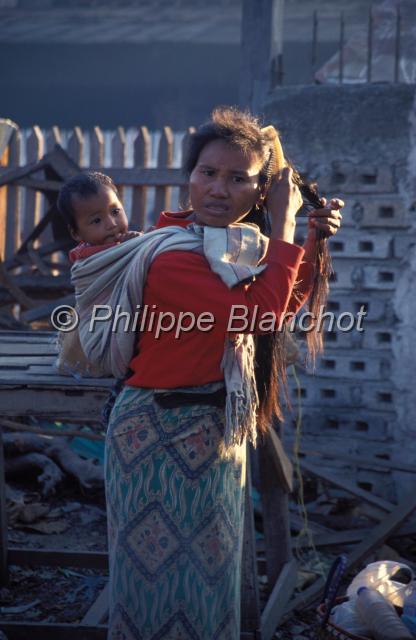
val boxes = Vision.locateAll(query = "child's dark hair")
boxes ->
[57,171,118,230]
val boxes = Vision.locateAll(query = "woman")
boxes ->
[75,107,343,639]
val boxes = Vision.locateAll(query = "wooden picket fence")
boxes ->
[0,124,193,260]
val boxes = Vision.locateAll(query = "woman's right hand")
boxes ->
[265,167,302,243]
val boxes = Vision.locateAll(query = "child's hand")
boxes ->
[119,231,142,242]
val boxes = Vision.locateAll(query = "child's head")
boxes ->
[57,171,128,245]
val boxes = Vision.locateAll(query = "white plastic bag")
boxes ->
[347,561,414,608]
[330,598,371,637]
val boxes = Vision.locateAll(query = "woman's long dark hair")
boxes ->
[183,106,331,437]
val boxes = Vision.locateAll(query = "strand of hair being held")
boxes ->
[298,180,333,368]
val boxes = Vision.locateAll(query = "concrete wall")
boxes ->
[263,84,416,500]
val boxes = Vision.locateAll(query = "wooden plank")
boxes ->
[1,418,105,441]
[27,241,53,276]
[154,127,174,223]
[300,447,416,474]
[45,126,62,154]
[0,622,107,640]
[0,120,17,159]
[0,131,10,260]
[0,388,110,420]
[44,144,81,181]
[23,126,44,242]
[259,440,292,589]
[260,559,297,640]
[179,127,195,208]
[266,428,293,493]
[21,293,75,322]
[241,447,261,635]
[0,329,55,338]
[30,126,60,252]
[98,166,184,187]
[4,129,21,260]
[284,490,416,616]
[8,548,108,570]
[0,273,71,290]
[0,159,48,187]
[0,336,52,344]
[17,176,63,192]
[0,375,113,387]
[4,239,73,269]
[0,356,58,366]
[131,126,151,230]
[297,518,416,549]
[0,146,78,188]
[0,343,58,355]
[111,127,126,202]
[82,582,109,626]
[293,526,367,550]
[300,459,395,513]
[0,426,8,584]
[290,513,334,535]
[10,365,73,375]
[0,258,36,309]
[67,127,84,167]
[0,165,186,188]
[90,127,104,168]
[19,204,54,253]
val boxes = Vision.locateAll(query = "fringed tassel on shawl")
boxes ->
[222,334,259,449]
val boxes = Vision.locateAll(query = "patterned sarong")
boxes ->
[105,384,247,640]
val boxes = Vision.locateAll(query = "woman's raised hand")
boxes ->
[265,167,303,243]
[308,197,344,237]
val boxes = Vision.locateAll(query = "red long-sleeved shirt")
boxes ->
[69,241,118,263]
[126,211,314,389]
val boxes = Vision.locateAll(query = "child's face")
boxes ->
[71,185,128,245]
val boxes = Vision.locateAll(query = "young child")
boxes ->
[56,171,140,376]
[57,171,140,264]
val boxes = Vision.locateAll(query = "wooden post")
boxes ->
[90,126,105,169]
[241,444,261,636]
[111,127,126,203]
[45,126,62,153]
[258,434,292,588]
[0,139,9,262]
[23,126,44,244]
[131,126,151,231]
[68,126,84,167]
[4,129,21,260]
[179,127,195,210]
[0,120,19,260]
[154,127,174,224]
[42,126,64,248]
[240,0,285,111]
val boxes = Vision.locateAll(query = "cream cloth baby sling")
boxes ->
[71,222,269,447]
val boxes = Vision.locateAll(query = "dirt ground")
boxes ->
[1,479,108,625]
[2,471,416,639]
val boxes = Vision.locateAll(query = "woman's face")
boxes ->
[189,139,263,227]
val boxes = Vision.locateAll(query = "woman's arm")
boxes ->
[266,167,302,244]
